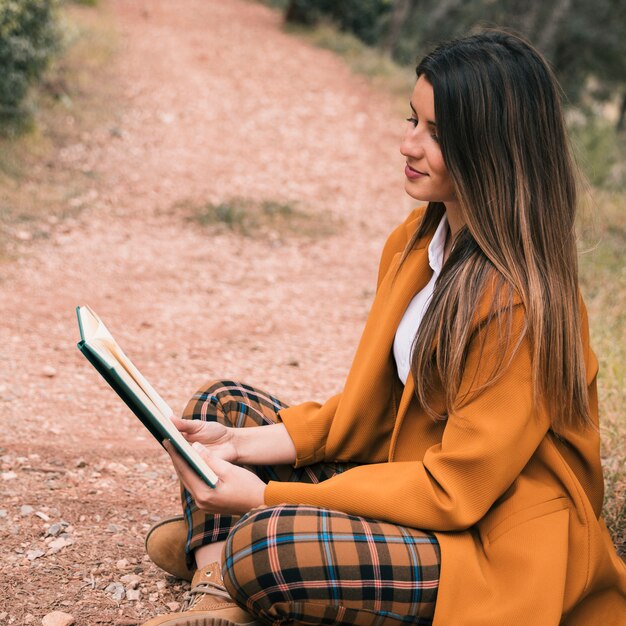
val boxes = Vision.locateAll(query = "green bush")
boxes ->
[285,0,391,46]
[0,0,61,132]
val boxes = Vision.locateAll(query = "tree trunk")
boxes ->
[428,0,465,31]
[536,0,572,59]
[381,0,416,55]
[617,91,626,132]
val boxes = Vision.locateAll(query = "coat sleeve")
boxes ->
[277,206,426,467]
[266,304,552,530]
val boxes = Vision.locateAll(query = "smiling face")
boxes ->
[400,75,457,208]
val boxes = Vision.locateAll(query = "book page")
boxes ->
[84,308,174,419]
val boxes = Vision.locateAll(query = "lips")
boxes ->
[405,163,427,180]
[406,163,427,175]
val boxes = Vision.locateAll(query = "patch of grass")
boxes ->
[183,197,339,240]
[578,189,626,557]
[569,114,624,188]
[0,1,120,260]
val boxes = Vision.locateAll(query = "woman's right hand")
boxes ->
[171,417,239,464]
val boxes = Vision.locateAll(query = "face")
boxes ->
[400,75,457,206]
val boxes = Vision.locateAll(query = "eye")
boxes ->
[405,116,418,127]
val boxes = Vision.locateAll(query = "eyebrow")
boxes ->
[409,101,437,127]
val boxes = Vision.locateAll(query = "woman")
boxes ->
[142,31,626,626]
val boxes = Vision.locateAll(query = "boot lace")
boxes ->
[181,579,233,611]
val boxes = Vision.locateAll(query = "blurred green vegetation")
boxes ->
[0,0,62,134]
[0,0,100,135]
[0,0,119,259]
[280,0,626,128]
[578,189,626,556]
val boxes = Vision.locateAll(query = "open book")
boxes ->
[76,305,218,488]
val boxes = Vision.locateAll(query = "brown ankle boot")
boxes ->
[141,562,259,626]
[145,515,195,582]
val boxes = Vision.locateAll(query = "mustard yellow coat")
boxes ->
[264,206,626,625]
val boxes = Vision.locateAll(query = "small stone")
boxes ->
[0,612,7,620]
[26,548,45,560]
[24,615,34,624]
[120,573,141,588]
[126,589,140,601]
[74,458,87,468]
[42,611,75,626]
[116,558,129,570]
[47,536,74,554]
[20,505,34,516]
[0,509,7,518]
[15,230,32,241]
[105,582,125,601]
[42,366,57,378]
[36,511,51,522]
[124,573,141,584]
[166,602,180,612]
[1,471,17,480]
[46,523,63,537]
[156,580,167,590]
[149,592,159,602]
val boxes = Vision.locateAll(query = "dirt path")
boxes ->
[0,0,412,623]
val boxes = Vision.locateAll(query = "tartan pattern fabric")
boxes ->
[180,379,440,625]
[223,505,440,626]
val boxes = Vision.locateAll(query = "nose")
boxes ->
[400,124,424,160]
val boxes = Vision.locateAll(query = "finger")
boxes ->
[164,440,207,494]
[191,442,229,473]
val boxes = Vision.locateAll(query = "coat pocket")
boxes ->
[484,496,570,544]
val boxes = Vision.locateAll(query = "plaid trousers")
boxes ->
[181,380,440,626]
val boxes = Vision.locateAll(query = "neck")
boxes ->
[443,201,464,237]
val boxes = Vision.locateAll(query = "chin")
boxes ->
[404,187,431,203]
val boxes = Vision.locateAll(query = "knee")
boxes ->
[182,379,243,425]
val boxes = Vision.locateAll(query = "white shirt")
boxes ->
[393,214,448,384]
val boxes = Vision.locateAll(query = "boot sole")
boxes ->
[152,618,259,626]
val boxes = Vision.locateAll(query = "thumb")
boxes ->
[172,417,203,433]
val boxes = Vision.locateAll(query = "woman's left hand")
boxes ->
[164,440,266,515]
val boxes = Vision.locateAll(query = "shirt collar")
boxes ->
[428,214,448,274]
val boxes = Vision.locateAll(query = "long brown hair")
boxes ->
[404,31,591,430]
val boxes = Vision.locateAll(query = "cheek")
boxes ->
[430,151,453,190]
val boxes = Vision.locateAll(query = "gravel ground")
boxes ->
[0,0,413,623]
